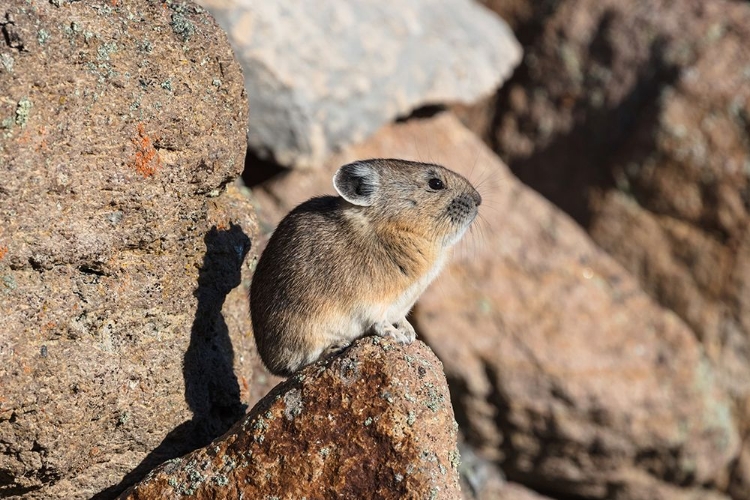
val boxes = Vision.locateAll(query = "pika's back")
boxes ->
[250,196,353,310]
[250,158,481,376]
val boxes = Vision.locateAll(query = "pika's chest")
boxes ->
[379,253,448,323]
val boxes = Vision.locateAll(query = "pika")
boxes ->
[250,158,481,376]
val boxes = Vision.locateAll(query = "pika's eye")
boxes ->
[428,178,444,190]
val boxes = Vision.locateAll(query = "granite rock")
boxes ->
[119,337,462,500]
[198,0,522,168]
[480,1,750,494]
[0,1,259,497]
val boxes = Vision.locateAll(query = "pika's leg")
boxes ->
[371,318,416,344]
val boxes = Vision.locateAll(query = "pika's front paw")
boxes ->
[394,318,417,342]
[371,319,416,344]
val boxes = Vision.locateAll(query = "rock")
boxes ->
[251,112,739,499]
[481,0,750,494]
[197,0,522,168]
[458,442,553,500]
[486,0,750,388]
[119,337,461,500]
[484,483,553,500]
[0,1,260,498]
[408,114,738,499]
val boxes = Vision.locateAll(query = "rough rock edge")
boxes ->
[119,337,462,500]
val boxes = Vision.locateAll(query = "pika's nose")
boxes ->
[472,190,482,207]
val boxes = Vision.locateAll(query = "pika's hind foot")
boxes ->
[322,340,352,359]
[371,318,416,344]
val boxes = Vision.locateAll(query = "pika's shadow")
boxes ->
[93,224,250,499]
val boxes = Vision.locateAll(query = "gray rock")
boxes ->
[199,0,522,167]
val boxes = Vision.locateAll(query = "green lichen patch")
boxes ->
[97,41,118,61]
[0,53,14,73]
[338,357,359,383]
[422,382,445,412]
[213,474,229,486]
[139,38,153,53]
[448,449,461,469]
[283,388,303,421]
[171,13,195,41]
[37,29,50,44]
[252,416,268,443]
[2,275,18,291]
[116,411,130,426]
[407,411,417,426]
[15,98,32,127]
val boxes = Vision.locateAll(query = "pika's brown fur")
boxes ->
[250,158,481,376]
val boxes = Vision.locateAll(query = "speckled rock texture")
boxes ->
[119,337,462,500]
[196,0,522,168]
[478,1,750,496]
[0,1,263,498]
[250,112,739,500]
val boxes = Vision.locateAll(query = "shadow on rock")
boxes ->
[491,29,681,228]
[93,224,251,500]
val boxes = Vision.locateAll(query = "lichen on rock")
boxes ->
[0,1,260,498]
[119,338,462,500]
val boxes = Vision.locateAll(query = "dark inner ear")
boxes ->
[334,161,379,206]
[355,177,373,197]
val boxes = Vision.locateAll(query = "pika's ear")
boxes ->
[333,161,380,206]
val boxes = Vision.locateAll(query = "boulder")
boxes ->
[0,1,261,497]
[251,112,739,499]
[198,0,522,167]
[481,0,750,494]
[119,337,462,500]
[486,0,750,395]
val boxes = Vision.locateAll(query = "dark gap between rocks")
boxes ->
[241,147,288,187]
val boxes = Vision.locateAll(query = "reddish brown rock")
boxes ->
[251,112,739,499]
[458,443,553,500]
[480,1,750,494]
[485,0,750,395]
[0,1,262,498]
[119,337,461,500]
[586,12,750,402]
[411,114,737,499]
[489,483,552,500]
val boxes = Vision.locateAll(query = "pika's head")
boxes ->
[333,158,481,247]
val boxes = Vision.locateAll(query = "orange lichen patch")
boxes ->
[129,123,162,178]
[16,129,32,145]
[0,246,7,260]
[239,374,251,401]
[35,126,49,151]
[41,321,56,335]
